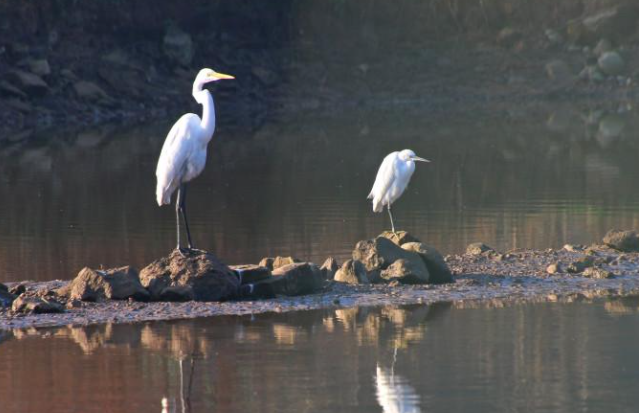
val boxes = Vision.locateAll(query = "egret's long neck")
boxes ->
[192,82,216,141]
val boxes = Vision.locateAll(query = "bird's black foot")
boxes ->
[175,246,193,257]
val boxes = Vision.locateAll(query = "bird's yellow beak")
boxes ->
[211,71,235,80]
[412,156,430,163]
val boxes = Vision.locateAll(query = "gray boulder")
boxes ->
[58,266,150,302]
[381,258,430,284]
[334,259,369,285]
[139,250,240,301]
[11,295,64,314]
[401,242,453,284]
[320,257,339,280]
[267,262,324,296]
[603,229,639,252]
[598,51,625,75]
[5,70,48,97]
[231,264,271,284]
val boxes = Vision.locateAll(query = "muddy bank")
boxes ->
[3,237,639,330]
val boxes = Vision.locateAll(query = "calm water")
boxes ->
[1,103,639,282]
[2,299,639,412]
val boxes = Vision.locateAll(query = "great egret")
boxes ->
[156,68,234,252]
[367,149,430,233]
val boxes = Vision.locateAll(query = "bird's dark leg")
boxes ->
[387,206,396,234]
[179,184,194,250]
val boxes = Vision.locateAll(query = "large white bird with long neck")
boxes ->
[368,149,430,233]
[156,68,234,253]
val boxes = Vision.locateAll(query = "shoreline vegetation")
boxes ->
[2,229,639,330]
[2,1,639,136]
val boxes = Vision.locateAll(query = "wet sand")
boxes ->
[2,244,639,330]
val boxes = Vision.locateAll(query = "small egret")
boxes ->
[367,149,430,233]
[156,68,234,253]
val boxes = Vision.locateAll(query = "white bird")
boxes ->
[367,149,430,233]
[156,68,234,252]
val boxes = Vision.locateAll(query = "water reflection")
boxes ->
[376,364,421,413]
[3,301,639,412]
[2,103,639,282]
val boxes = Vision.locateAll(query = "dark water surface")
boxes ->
[2,299,639,412]
[1,103,639,282]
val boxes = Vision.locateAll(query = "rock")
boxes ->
[579,65,606,83]
[466,242,493,256]
[378,231,420,246]
[567,256,595,273]
[320,257,339,280]
[18,58,51,77]
[73,80,108,101]
[258,257,274,270]
[603,229,639,252]
[563,244,582,252]
[11,295,64,314]
[0,80,27,98]
[597,113,625,146]
[381,258,430,284]
[334,259,369,285]
[594,39,613,57]
[98,66,144,97]
[272,256,301,270]
[8,284,26,296]
[5,70,48,97]
[401,242,453,284]
[238,281,276,300]
[545,60,573,82]
[230,264,271,284]
[58,266,150,302]
[139,250,240,301]
[0,284,16,308]
[583,267,614,279]
[259,256,301,271]
[269,262,324,295]
[163,25,194,66]
[353,237,428,278]
[546,263,561,274]
[598,51,624,75]
[66,299,82,309]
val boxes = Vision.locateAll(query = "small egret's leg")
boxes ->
[179,184,194,249]
[175,187,183,251]
[387,206,396,234]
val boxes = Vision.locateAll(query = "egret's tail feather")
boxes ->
[156,185,171,206]
[372,198,383,213]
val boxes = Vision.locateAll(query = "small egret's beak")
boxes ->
[411,156,430,163]
[211,71,235,80]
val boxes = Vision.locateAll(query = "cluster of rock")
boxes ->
[333,231,453,285]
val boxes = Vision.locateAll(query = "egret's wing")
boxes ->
[155,114,199,205]
[368,153,397,201]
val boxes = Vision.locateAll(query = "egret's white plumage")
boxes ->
[367,149,430,232]
[375,365,421,413]
[155,68,234,251]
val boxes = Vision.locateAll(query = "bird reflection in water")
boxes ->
[161,355,198,413]
[375,348,422,413]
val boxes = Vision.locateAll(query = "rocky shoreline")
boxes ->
[3,229,639,330]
